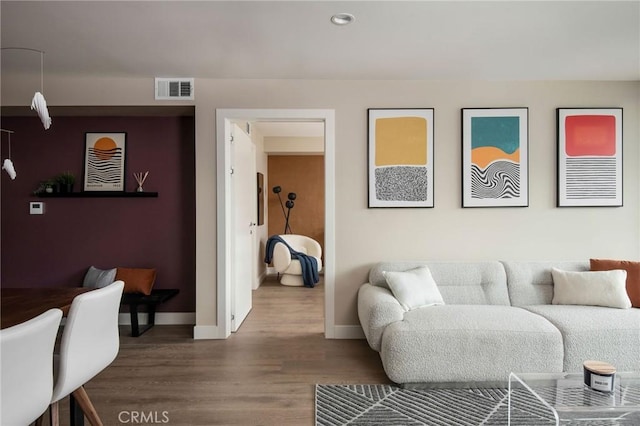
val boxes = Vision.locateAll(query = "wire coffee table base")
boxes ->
[508,372,640,425]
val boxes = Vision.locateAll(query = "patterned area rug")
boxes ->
[315,384,640,426]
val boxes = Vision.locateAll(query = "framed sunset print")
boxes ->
[557,108,623,207]
[462,108,528,207]
[368,108,434,208]
[83,132,126,191]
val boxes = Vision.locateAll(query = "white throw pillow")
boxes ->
[83,266,117,289]
[383,266,445,311]
[551,268,632,309]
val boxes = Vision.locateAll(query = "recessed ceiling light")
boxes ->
[331,13,355,26]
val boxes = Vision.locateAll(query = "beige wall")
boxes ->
[3,76,639,329]
[252,127,269,286]
[264,136,324,154]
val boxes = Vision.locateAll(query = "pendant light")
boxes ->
[1,47,52,129]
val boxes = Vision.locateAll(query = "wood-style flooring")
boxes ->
[53,276,389,425]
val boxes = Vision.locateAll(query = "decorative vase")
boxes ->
[137,185,144,192]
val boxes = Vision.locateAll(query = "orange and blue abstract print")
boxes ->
[470,116,521,200]
[462,108,528,208]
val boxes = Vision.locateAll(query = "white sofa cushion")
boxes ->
[551,268,631,309]
[383,267,444,311]
[523,305,640,373]
[380,305,564,383]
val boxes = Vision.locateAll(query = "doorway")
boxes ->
[215,109,336,339]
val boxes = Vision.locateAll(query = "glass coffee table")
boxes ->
[508,372,640,425]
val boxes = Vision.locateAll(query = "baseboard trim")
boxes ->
[332,325,365,339]
[254,270,266,290]
[118,312,195,326]
[116,313,362,340]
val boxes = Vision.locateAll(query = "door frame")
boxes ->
[215,108,336,339]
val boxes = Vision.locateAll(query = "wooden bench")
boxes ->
[120,289,179,337]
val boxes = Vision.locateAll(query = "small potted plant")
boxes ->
[44,178,57,193]
[33,180,49,195]
[56,171,76,193]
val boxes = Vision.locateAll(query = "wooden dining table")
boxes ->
[1,287,92,329]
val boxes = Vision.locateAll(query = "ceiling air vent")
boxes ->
[155,78,194,100]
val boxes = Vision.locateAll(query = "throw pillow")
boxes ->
[590,258,640,308]
[551,268,631,309]
[383,266,445,311]
[115,267,157,295]
[82,266,117,289]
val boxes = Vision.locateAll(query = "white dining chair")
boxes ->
[48,280,124,426]
[1,308,63,426]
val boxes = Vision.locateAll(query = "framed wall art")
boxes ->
[461,108,528,207]
[557,108,622,207]
[368,108,434,208]
[257,172,264,226]
[83,132,126,191]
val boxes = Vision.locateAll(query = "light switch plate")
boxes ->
[30,202,44,215]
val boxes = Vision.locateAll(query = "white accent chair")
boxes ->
[0,308,63,426]
[272,234,322,286]
[48,280,125,426]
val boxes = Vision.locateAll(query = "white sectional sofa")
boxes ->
[358,261,640,385]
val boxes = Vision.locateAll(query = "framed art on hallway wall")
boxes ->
[557,108,623,207]
[368,108,434,208]
[257,172,264,226]
[461,107,529,208]
[83,132,126,191]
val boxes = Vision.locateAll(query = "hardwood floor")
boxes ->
[55,277,389,425]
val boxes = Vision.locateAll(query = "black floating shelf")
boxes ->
[36,191,158,198]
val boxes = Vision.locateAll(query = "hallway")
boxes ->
[238,274,324,336]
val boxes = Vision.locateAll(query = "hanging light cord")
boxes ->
[40,50,44,93]
[0,129,17,180]
[1,47,45,92]
[0,129,14,159]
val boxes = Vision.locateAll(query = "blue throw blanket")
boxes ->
[264,235,319,288]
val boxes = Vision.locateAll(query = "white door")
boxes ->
[230,123,256,332]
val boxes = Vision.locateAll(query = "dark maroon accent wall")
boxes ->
[0,115,196,312]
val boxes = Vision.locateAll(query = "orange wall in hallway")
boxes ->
[267,155,325,257]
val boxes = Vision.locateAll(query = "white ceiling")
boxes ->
[1,1,639,81]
